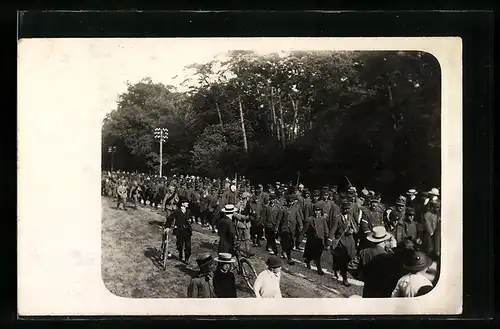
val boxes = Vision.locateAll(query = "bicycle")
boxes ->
[159,227,171,270]
[212,239,258,293]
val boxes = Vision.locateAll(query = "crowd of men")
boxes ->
[102,170,441,298]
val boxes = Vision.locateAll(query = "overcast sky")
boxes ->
[63,39,294,120]
[19,38,441,122]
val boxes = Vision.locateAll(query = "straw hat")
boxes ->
[407,189,418,195]
[221,204,238,214]
[366,226,392,243]
[215,253,236,264]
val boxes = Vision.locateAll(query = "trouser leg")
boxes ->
[184,235,192,263]
[176,235,184,260]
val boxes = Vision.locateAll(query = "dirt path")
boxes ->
[101,197,363,298]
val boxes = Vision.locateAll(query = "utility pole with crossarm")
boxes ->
[154,127,168,177]
[108,146,117,172]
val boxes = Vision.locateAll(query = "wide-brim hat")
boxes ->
[266,255,283,268]
[221,204,238,213]
[215,253,236,264]
[403,251,432,272]
[366,226,392,243]
[196,253,214,268]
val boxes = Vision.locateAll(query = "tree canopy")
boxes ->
[102,50,441,198]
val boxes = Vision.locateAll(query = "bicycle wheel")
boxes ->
[239,258,257,292]
[162,232,170,270]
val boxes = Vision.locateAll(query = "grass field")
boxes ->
[101,197,365,298]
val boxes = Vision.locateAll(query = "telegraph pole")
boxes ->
[108,146,116,172]
[154,127,168,177]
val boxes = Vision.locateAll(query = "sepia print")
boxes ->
[18,37,462,315]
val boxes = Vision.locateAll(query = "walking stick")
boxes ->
[296,172,301,189]
[344,176,353,189]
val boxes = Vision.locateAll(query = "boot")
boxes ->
[305,261,311,269]
[341,271,351,286]
[178,250,183,262]
[287,253,295,265]
[316,260,325,275]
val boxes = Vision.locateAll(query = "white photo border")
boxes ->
[17,37,462,316]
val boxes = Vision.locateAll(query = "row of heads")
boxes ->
[106,172,440,202]
[195,252,283,270]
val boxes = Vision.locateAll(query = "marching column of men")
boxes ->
[102,170,441,297]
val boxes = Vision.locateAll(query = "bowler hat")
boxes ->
[403,251,432,273]
[313,203,323,211]
[366,226,392,243]
[215,253,236,264]
[266,255,283,268]
[406,207,416,215]
[196,253,214,268]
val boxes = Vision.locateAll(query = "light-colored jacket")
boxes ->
[253,269,282,298]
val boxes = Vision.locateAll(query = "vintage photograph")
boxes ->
[100,47,442,299]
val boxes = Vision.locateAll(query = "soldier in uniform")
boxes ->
[393,207,419,246]
[385,197,405,249]
[247,193,264,247]
[289,192,305,251]
[162,185,179,217]
[327,197,358,286]
[422,199,440,258]
[358,194,385,251]
[129,180,142,210]
[278,195,303,265]
[263,192,280,255]
[303,204,329,275]
[116,179,128,210]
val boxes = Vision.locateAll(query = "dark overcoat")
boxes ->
[217,215,237,255]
